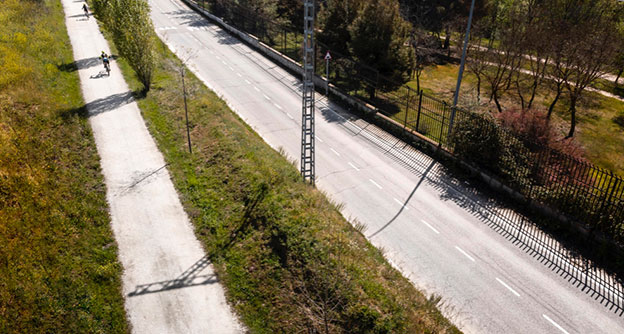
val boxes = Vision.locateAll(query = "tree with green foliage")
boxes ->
[348,0,414,92]
[318,0,363,56]
[92,0,156,91]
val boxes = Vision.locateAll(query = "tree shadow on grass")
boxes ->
[127,256,217,297]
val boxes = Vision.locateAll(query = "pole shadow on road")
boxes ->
[368,159,436,239]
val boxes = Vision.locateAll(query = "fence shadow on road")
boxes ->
[127,256,217,297]
[321,100,624,316]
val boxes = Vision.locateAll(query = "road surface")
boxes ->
[149,0,624,332]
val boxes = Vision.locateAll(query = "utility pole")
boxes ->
[301,0,316,184]
[448,0,476,141]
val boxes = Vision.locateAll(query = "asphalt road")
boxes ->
[149,0,624,332]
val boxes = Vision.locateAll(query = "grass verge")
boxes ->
[0,0,128,332]
[102,16,461,334]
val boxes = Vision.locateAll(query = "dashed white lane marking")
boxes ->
[236,72,242,77]
[495,277,521,297]
[244,79,251,84]
[222,60,228,65]
[286,113,294,119]
[455,246,475,262]
[253,86,260,92]
[274,103,283,110]
[209,50,214,55]
[228,66,234,71]
[422,220,440,234]
[215,55,221,60]
[542,314,570,334]
[348,162,360,171]
[316,136,324,142]
[263,94,271,101]
[369,179,383,190]
[393,198,409,210]
[330,148,341,157]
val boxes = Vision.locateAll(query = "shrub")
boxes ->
[449,113,502,173]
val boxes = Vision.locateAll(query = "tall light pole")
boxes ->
[301,0,316,184]
[448,0,476,141]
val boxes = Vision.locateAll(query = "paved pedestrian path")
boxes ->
[61,1,243,332]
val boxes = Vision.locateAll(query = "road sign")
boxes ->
[324,51,332,60]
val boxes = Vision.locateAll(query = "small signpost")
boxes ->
[324,51,331,96]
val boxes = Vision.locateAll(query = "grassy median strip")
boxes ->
[0,0,128,333]
[102,20,461,334]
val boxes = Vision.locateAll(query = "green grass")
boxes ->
[0,0,128,333]
[103,16,461,333]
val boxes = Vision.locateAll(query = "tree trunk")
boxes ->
[516,79,525,110]
[566,97,577,138]
[527,80,538,110]
[547,84,563,119]
[493,91,503,113]
[476,76,481,104]
[615,69,623,86]
[444,27,450,57]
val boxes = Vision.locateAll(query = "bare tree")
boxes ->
[466,35,488,104]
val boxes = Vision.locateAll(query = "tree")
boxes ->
[318,0,363,56]
[542,0,621,137]
[480,2,525,113]
[348,0,414,93]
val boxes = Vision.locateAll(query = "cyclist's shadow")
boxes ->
[90,70,110,79]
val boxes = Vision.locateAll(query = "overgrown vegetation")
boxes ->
[105,18,460,332]
[0,0,127,332]
[91,0,155,91]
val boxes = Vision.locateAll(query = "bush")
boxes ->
[449,113,502,173]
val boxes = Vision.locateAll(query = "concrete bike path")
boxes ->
[61,1,243,333]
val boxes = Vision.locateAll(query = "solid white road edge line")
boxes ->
[495,277,521,297]
[542,314,571,334]
[422,220,440,234]
[455,246,476,262]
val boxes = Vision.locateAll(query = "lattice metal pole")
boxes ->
[301,0,316,184]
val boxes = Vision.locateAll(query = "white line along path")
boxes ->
[61,0,243,332]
